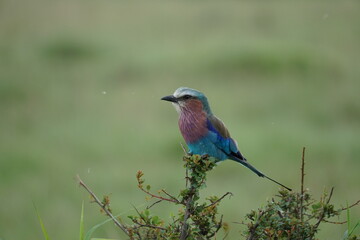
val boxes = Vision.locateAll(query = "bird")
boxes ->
[161,87,291,191]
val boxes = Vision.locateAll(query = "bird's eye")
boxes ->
[183,95,192,100]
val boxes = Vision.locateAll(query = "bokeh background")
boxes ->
[0,0,359,239]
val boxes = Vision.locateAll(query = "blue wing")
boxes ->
[205,115,291,190]
[206,115,265,177]
[206,116,246,160]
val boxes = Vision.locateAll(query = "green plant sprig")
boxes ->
[127,154,231,240]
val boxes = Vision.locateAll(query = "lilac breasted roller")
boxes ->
[161,87,291,191]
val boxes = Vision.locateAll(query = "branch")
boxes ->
[340,199,360,211]
[180,196,192,240]
[180,185,197,240]
[312,187,335,235]
[205,192,233,209]
[76,175,129,236]
[132,219,167,231]
[180,142,188,155]
[161,189,180,203]
[207,214,224,238]
[180,143,189,188]
[136,171,181,204]
[323,219,347,224]
[132,204,167,231]
[246,210,266,240]
[300,147,306,222]
[146,200,162,210]
[139,187,180,204]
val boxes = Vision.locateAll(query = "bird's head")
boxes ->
[161,87,212,115]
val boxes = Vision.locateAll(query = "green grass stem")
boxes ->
[79,201,85,240]
[33,204,51,240]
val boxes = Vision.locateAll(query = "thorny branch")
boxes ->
[300,147,306,222]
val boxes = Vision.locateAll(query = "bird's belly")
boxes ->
[187,137,228,161]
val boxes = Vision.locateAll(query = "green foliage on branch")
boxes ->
[243,188,340,239]
[241,149,360,240]
[68,151,359,240]
[127,154,230,239]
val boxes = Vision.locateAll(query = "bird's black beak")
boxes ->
[161,95,178,103]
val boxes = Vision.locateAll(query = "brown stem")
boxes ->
[311,187,335,240]
[300,147,306,223]
[133,219,167,230]
[146,200,162,210]
[76,175,129,236]
[180,142,188,155]
[139,187,180,204]
[180,144,190,188]
[340,199,360,211]
[205,192,233,209]
[323,219,347,224]
[180,194,193,240]
[247,210,266,240]
[161,189,179,203]
[207,214,224,238]
[132,205,167,231]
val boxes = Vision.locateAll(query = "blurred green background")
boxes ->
[0,0,359,239]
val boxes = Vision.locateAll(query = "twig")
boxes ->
[135,231,142,240]
[205,192,233,209]
[300,147,306,222]
[133,219,167,230]
[312,187,335,237]
[222,230,230,240]
[136,171,180,204]
[132,204,147,222]
[180,143,189,188]
[180,142,188,155]
[161,189,179,203]
[247,210,266,240]
[231,221,247,226]
[207,214,224,238]
[323,219,347,224]
[340,199,360,211]
[146,200,162,210]
[76,175,129,236]
[132,204,167,231]
[139,187,180,204]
